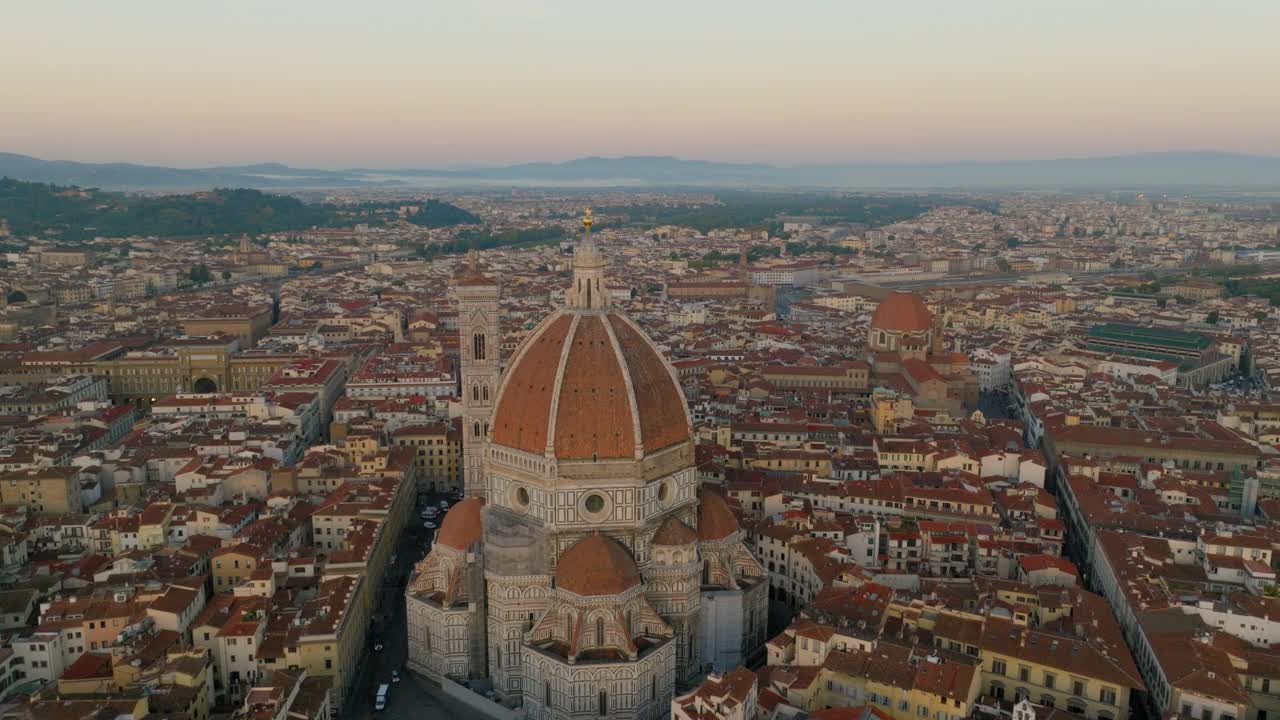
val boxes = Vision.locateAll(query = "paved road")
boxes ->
[342,493,490,720]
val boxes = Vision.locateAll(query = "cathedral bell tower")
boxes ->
[455,250,500,497]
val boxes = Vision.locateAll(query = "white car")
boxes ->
[438,500,450,509]
[424,521,438,530]
[391,670,401,684]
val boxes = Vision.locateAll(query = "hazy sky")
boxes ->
[3,0,1278,168]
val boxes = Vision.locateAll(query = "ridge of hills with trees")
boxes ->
[0,177,477,240]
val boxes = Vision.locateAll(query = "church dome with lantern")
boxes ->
[406,210,769,720]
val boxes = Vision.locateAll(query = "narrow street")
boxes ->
[341,493,491,720]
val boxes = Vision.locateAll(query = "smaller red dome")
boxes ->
[652,516,698,546]
[698,491,740,541]
[870,292,932,333]
[555,535,642,596]
[435,497,484,551]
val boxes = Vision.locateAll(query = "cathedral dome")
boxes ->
[698,491,740,542]
[554,534,642,596]
[490,310,690,461]
[435,497,484,551]
[870,292,932,333]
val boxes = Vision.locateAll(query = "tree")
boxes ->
[190,264,212,284]
[1206,310,1220,325]
[5,289,26,304]
[221,270,232,281]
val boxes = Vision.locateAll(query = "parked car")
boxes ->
[391,670,401,684]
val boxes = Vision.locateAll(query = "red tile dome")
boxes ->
[652,516,698,546]
[435,497,484,551]
[869,292,932,333]
[490,310,690,461]
[554,534,641,596]
[698,490,740,541]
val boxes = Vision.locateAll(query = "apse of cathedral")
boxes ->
[406,212,768,720]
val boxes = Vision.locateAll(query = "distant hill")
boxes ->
[0,153,364,190]
[386,155,776,184]
[3,150,1279,190]
[782,151,1280,189]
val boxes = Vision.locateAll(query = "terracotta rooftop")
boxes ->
[870,292,932,333]
[698,490,740,542]
[554,534,641,597]
[491,310,689,461]
[435,497,484,551]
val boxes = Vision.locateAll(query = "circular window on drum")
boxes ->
[510,484,530,508]
[656,479,673,507]
[580,492,610,521]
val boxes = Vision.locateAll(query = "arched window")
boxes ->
[598,690,608,716]
[484,422,489,436]
[1040,696,1055,708]
[473,333,486,360]
[472,385,480,401]
[482,385,489,401]
[651,675,657,701]
[545,681,552,709]
[495,646,502,669]
[473,421,481,438]
[596,617,605,646]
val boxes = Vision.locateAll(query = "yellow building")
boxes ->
[745,450,833,477]
[391,421,462,493]
[138,502,176,548]
[95,344,297,402]
[762,363,869,392]
[211,543,266,592]
[180,303,273,348]
[805,644,980,720]
[258,575,368,714]
[0,466,82,513]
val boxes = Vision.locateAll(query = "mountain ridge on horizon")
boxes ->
[2,149,1278,191]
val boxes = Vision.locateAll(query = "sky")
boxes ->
[3,0,1279,169]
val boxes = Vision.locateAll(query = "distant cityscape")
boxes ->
[0,174,1279,720]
